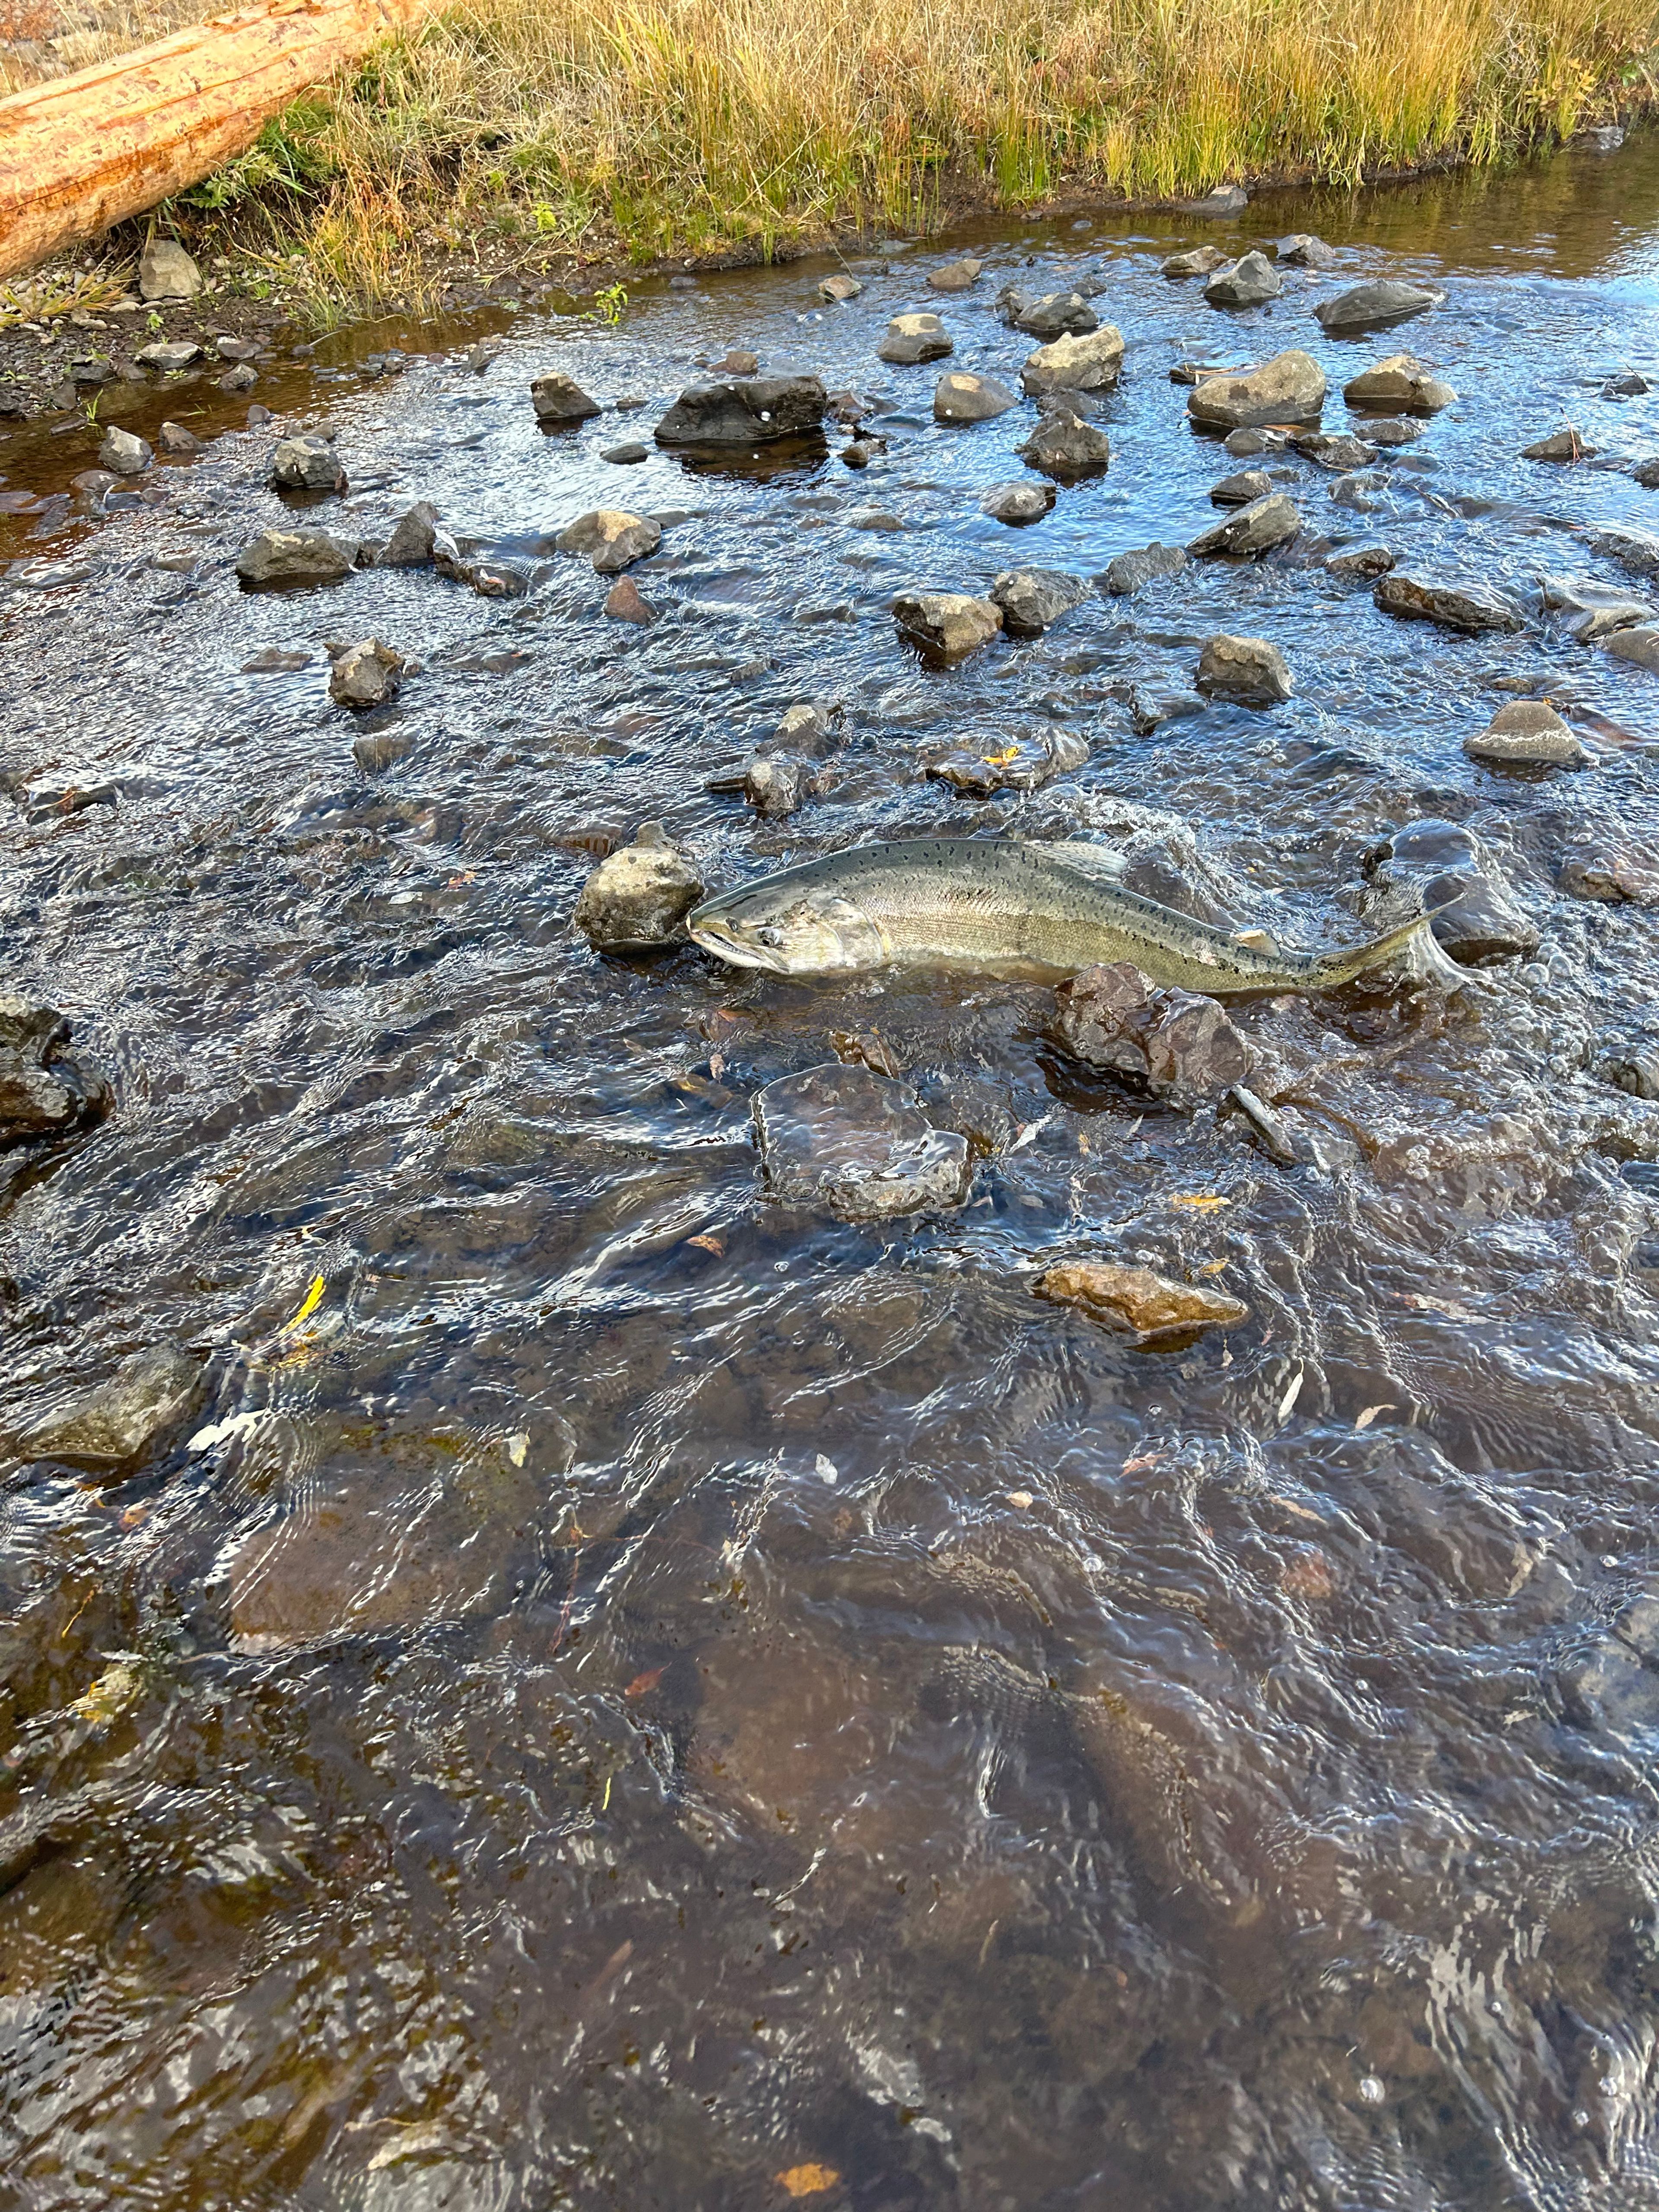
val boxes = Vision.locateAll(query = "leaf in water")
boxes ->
[777,2166,841,2199]
[505,1431,530,1467]
[1007,1490,1035,1510]
[1170,1192,1230,1210]
[366,2120,452,2172]
[982,747,1019,766]
[284,1274,326,1332]
[687,1233,725,1256]
[1007,1115,1051,1154]
[1276,1369,1304,1424]
[709,1050,727,1081]
[70,1659,142,1731]
[814,1454,838,1484]
[1354,1404,1394,1431]
[624,1667,666,1700]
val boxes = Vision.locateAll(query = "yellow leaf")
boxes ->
[777,2166,840,2199]
[70,1660,142,1731]
[1170,1193,1229,1210]
[284,1274,326,1331]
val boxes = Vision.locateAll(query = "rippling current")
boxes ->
[2,132,1659,2212]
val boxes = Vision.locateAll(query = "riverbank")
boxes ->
[3,0,1656,331]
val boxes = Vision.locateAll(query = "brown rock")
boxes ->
[605,576,658,624]
[1035,1261,1248,1339]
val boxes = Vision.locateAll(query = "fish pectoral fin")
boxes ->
[1231,928,1278,953]
[1027,840,1128,883]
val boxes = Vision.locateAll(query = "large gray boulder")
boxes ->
[1204,251,1280,308]
[1020,327,1124,395]
[1315,280,1442,332]
[654,374,826,444]
[235,528,356,589]
[1187,350,1325,429]
[1189,492,1302,558]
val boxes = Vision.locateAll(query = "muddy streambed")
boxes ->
[2,134,1659,2212]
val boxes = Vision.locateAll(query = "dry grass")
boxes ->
[12,0,1658,313]
[0,0,219,91]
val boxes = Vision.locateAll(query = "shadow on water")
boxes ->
[0,127,1658,2212]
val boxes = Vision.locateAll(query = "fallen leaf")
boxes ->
[119,1503,149,1529]
[814,1453,839,1484]
[687,1233,725,1256]
[283,1274,326,1332]
[1280,1545,1337,1602]
[1197,1258,1230,1275]
[708,1049,727,1081]
[505,1431,530,1467]
[1353,1404,1394,1432]
[70,1659,142,1731]
[625,1667,666,1700]
[367,2121,451,2172]
[777,2166,841,2199]
[1077,1129,1090,1155]
[1007,1490,1035,1510]
[445,870,477,888]
[1277,1369,1304,1424]
[982,747,1019,766]
[1007,1115,1051,1154]
[1170,1192,1230,1210]
[1122,1452,1166,1476]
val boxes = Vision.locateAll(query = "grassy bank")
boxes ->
[98,0,1659,317]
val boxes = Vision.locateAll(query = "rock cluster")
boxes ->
[1055,961,1255,1096]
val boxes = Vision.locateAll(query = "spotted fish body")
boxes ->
[686,837,1443,994]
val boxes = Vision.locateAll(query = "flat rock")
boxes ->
[98,426,150,476]
[934,372,1018,423]
[1211,468,1271,506]
[893,591,1003,658]
[1274,233,1336,266]
[530,372,601,423]
[1605,625,1659,670]
[602,441,648,464]
[1197,633,1293,703]
[1162,246,1228,278]
[1592,528,1659,577]
[235,528,355,589]
[555,508,662,572]
[1018,405,1111,479]
[574,825,703,948]
[1463,698,1586,767]
[1101,541,1189,595]
[134,340,201,371]
[1189,491,1301,558]
[928,258,983,292]
[753,1063,973,1220]
[329,638,404,707]
[1326,543,1395,580]
[605,576,658,624]
[271,433,345,493]
[1012,292,1099,340]
[926,730,1087,795]
[1035,1259,1247,1340]
[879,314,952,366]
[1290,429,1375,470]
[980,480,1054,524]
[1205,251,1281,308]
[1342,354,1456,413]
[655,374,826,444]
[1522,428,1596,462]
[138,238,201,301]
[1316,280,1442,332]
[381,501,438,567]
[1020,327,1125,396]
[818,273,861,302]
[990,566,1088,635]
[1363,416,1427,446]
[1188,350,1325,429]
[19,1345,202,1470]
[1374,572,1522,632]
[1055,961,1254,1096]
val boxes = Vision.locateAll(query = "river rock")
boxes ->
[98,426,150,476]
[605,577,658,625]
[1522,427,1596,462]
[1055,961,1254,1096]
[1634,458,1659,489]
[218,364,257,394]
[381,500,439,567]
[1013,292,1099,340]
[1210,468,1271,506]
[1196,633,1293,703]
[1559,842,1659,903]
[1592,528,1659,578]
[1290,429,1376,470]
[753,1063,973,1220]
[574,824,703,949]
[655,374,826,443]
[1018,406,1111,478]
[934,372,1018,424]
[1559,1589,1659,1734]
[926,730,1087,796]
[1563,593,1652,643]
[981,481,1054,524]
[1223,427,1287,457]
[530,372,601,423]
[138,238,201,301]
[1342,354,1455,413]
[1185,183,1249,216]
[1274,233,1336,266]
[1101,541,1189,595]
[929,258,982,291]
[1363,417,1426,447]
[1020,327,1125,397]
[1035,1259,1247,1340]
[1162,246,1228,278]
[744,756,814,817]
[156,420,204,456]
[893,591,1003,657]
[1326,544,1395,580]
[1204,251,1280,308]
[773,702,841,754]
[990,567,1089,634]
[134,339,201,371]
[1188,350,1325,429]
[0,997,110,1145]
[329,639,404,708]
[818,273,861,302]
[1463,699,1586,767]
[1365,819,1540,963]
[271,433,346,493]
[1189,491,1301,558]
[879,314,953,366]
[1374,572,1522,632]
[1606,625,1659,670]
[555,509,662,572]
[1315,280,1442,332]
[235,528,355,589]
[18,1344,203,1470]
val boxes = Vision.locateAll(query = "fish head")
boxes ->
[687,881,890,974]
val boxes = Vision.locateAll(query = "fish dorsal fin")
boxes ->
[1024,839,1128,884]
[1231,927,1278,953]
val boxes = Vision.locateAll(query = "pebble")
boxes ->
[218,364,257,393]
[1274,233,1337,266]
[1290,429,1376,471]
[1011,292,1099,340]
[0,995,111,1144]
[1034,1259,1247,1340]
[574,824,703,948]
[1326,544,1396,580]
[1224,427,1287,457]
[934,372,1018,424]
[160,420,207,457]
[892,591,1003,657]
[752,1063,973,1220]
[1197,633,1294,704]
[134,340,201,372]
[138,238,201,300]
[879,313,953,365]
[235,528,356,588]
[927,730,1087,795]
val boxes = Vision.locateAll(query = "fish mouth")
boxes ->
[685,906,790,973]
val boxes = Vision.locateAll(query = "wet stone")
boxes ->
[604,577,658,624]
[1012,292,1099,340]
[1188,350,1325,429]
[980,480,1054,524]
[98,426,150,476]
[934,372,1019,424]
[328,639,404,708]
[574,824,703,949]
[602,442,648,464]
[1342,355,1456,413]
[1211,469,1271,506]
[353,731,413,774]
[1367,818,1540,964]
[744,756,816,817]
[1634,457,1659,489]
[1560,1594,1659,1736]
[1559,843,1659,903]
[879,315,953,366]
[555,509,661,572]
[1522,428,1595,462]
[1204,251,1281,308]
[1363,417,1427,447]
[1162,246,1228,278]
[235,528,356,589]
[17,1344,202,1471]
[1290,429,1376,471]
[271,433,345,493]
[928,257,983,292]
[752,1063,974,1220]
[218,364,257,394]
[530,372,601,424]
[893,591,1003,658]
[1592,528,1659,578]
[1101,541,1189,595]
[1464,699,1587,768]
[926,730,1087,796]
[1223,427,1287,457]
[380,500,438,567]
[1189,492,1301,558]
[1018,406,1111,479]
[156,420,204,455]
[715,349,759,375]
[1315,280,1443,332]
[1055,961,1254,1097]
[1374,572,1522,632]
[655,373,826,443]
[1594,1030,1659,1100]
[1035,1259,1248,1340]
[1274,232,1337,266]
[1197,633,1293,704]
[0,996,111,1146]
[1605,625,1659,671]
[990,567,1089,635]
[1020,327,1125,395]
[818,273,861,302]
[1183,183,1249,216]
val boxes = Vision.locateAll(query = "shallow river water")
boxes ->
[3,133,1659,2212]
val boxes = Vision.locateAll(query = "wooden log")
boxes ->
[0,0,438,281]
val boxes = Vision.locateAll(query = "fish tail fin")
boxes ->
[1316,899,1467,989]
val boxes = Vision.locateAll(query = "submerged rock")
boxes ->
[17,1344,203,1471]
[1464,699,1587,768]
[1342,355,1456,413]
[928,257,983,292]
[1189,492,1301,558]
[1187,350,1325,429]
[574,824,703,949]
[1100,541,1189,595]
[1162,245,1228,278]
[1325,543,1396,580]
[1634,456,1659,489]
[980,480,1054,524]
[329,639,404,708]
[1018,405,1111,478]
[555,509,662,572]
[1363,416,1427,447]
[0,997,110,1146]
[1197,633,1293,703]
[1290,429,1376,471]
[1035,1259,1247,1339]
[879,314,953,366]
[893,591,1003,657]
[934,372,1018,423]
[926,730,1087,795]
[530,372,601,423]
[156,420,204,455]
[1592,528,1659,578]
[380,501,439,567]
[601,441,649,465]
[1204,251,1280,308]
[1365,818,1540,963]
[235,528,355,589]
[1374,572,1522,632]
[990,567,1089,634]
[271,433,345,493]
[98,426,150,476]
[1560,1590,1659,1735]
[1055,960,1254,1095]
[1605,625,1659,671]
[604,577,658,625]
[743,756,817,817]
[1315,280,1442,332]
[655,374,826,443]
[1020,327,1124,395]
[753,1063,973,1220]
[1222,427,1287,457]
